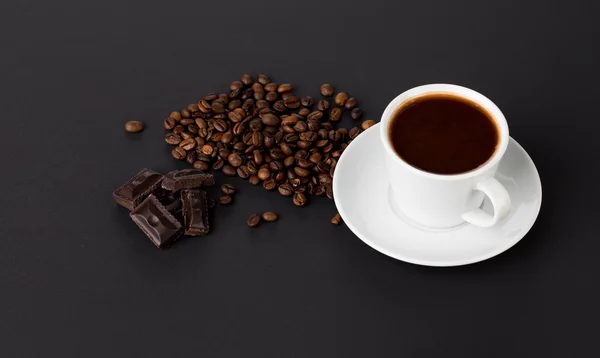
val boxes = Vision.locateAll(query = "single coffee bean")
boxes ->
[321,122,333,130]
[211,132,223,142]
[201,144,214,155]
[249,175,260,185]
[253,150,264,165]
[293,192,307,207]
[344,97,357,110]
[334,92,349,106]
[316,161,331,173]
[330,108,342,122]
[284,156,295,168]
[307,111,323,121]
[326,185,333,200]
[169,111,182,121]
[241,74,252,85]
[218,93,229,104]
[228,99,242,110]
[256,100,270,109]
[220,184,236,195]
[181,108,191,118]
[125,120,144,133]
[307,119,320,132]
[164,117,176,130]
[298,108,311,117]
[280,92,293,101]
[300,96,314,107]
[294,121,308,132]
[278,83,293,93]
[178,131,192,140]
[247,213,261,227]
[297,158,313,169]
[275,170,286,182]
[278,182,294,196]
[263,178,277,191]
[230,80,243,91]
[187,123,199,133]
[320,84,334,97]
[280,143,293,156]
[258,167,271,180]
[237,166,250,178]
[203,93,218,101]
[349,127,362,139]
[219,195,233,205]
[265,91,278,102]
[180,118,195,126]
[284,96,301,109]
[273,100,286,112]
[260,113,280,126]
[257,74,271,85]
[212,159,225,171]
[281,116,298,126]
[361,120,376,130]
[172,147,186,160]
[262,212,279,222]
[264,83,278,92]
[193,161,209,171]
[242,88,254,100]
[252,131,264,147]
[179,138,196,151]
[318,128,329,139]
[329,130,341,142]
[296,140,312,149]
[227,153,243,167]
[317,100,329,111]
[165,133,182,145]
[331,213,342,225]
[252,82,263,91]
[269,161,284,171]
[222,165,236,176]
[294,166,311,177]
[309,152,322,163]
[186,151,196,165]
[187,103,200,113]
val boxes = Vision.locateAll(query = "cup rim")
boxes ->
[379,84,510,181]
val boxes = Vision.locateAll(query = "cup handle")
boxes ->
[461,177,511,228]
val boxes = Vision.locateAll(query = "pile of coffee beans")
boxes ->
[162,74,375,212]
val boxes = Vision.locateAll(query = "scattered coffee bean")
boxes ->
[317,100,329,111]
[320,84,334,97]
[344,98,357,110]
[361,120,376,130]
[241,74,253,86]
[301,96,314,107]
[278,84,293,93]
[172,147,186,160]
[262,212,278,222]
[334,93,349,106]
[330,108,342,122]
[221,184,236,195]
[165,133,182,145]
[125,121,144,133]
[293,192,307,207]
[331,213,342,225]
[247,213,261,227]
[219,195,233,205]
[351,108,363,120]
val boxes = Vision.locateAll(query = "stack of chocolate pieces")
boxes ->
[112,168,215,248]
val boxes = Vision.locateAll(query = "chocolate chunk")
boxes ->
[161,169,215,191]
[155,189,182,213]
[181,189,210,236]
[113,168,164,211]
[129,194,183,248]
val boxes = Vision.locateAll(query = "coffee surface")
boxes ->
[389,93,499,175]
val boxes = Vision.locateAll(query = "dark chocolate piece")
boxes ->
[130,194,183,248]
[155,188,182,213]
[181,189,210,236]
[161,169,215,191]
[113,168,164,211]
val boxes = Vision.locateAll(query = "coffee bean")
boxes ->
[181,108,191,118]
[249,175,260,185]
[278,83,293,93]
[247,213,261,227]
[297,158,313,169]
[264,83,278,92]
[221,184,236,195]
[284,96,300,109]
[230,81,243,91]
[298,108,311,117]
[330,108,342,122]
[262,212,279,222]
[219,195,233,205]
[326,185,333,200]
[317,100,329,111]
[309,152,322,163]
[258,168,271,180]
[334,92,349,106]
[294,166,311,177]
[222,165,236,176]
[193,161,209,171]
[344,98,357,110]
[257,74,270,85]
[252,131,264,147]
[165,133,182,145]
[293,121,307,132]
[308,111,323,121]
[186,151,197,165]
[218,93,229,104]
[273,100,286,112]
[301,96,314,107]
[179,138,196,151]
[212,159,224,171]
[237,166,250,178]
[125,121,144,133]
[284,156,295,168]
[260,113,280,126]
[269,160,284,172]
[361,120,376,130]
[320,84,334,97]
[241,74,252,85]
[227,153,243,167]
[296,140,312,149]
[169,111,182,121]
[331,213,342,225]
[278,182,294,196]
[293,192,307,207]
[269,148,285,160]
[187,103,200,113]
[263,178,277,191]
[349,127,362,139]
[265,92,278,102]
[172,147,186,160]
[164,117,176,130]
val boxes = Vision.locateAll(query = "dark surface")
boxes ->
[1,0,599,357]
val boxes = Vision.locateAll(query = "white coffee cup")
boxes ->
[379,84,511,229]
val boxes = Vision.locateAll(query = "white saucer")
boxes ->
[333,123,542,267]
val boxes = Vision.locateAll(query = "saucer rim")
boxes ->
[333,123,542,267]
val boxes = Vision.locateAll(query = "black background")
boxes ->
[1,0,599,357]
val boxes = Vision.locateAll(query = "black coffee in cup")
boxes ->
[388,93,500,175]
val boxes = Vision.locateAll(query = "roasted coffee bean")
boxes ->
[297,158,313,169]
[258,167,271,180]
[164,117,176,130]
[249,175,260,185]
[263,178,277,191]
[212,102,225,114]
[227,153,243,167]
[330,108,342,122]
[329,130,341,143]
[284,96,301,109]
[242,88,254,100]
[252,82,263,91]
[318,129,329,139]
[172,147,186,160]
[278,182,294,196]
[282,125,295,134]
[186,151,197,165]
[274,170,285,182]
[281,92,294,101]
[284,156,296,168]
[294,166,311,177]
[169,111,182,121]
[269,161,284,171]
[218,93,229,104]
[349,127,362,139]
[307,111,323,121]
[180,131,193,140]
[213,119,227,132]
[281,116,298,126]
[125,121,144,133]
[300,131,318,142]
[228,99,242,110]
[241,74,252,85]
[264,83,278,92]
[252,131,264,147]
[316,161,331,173]
[344,98,357,110]
[298,108,311,117]
[326,185,333,200]
[295,150,309,160]
[222,165,236,176]
[212,159,225,171]
[181,108,191,118]
[321,122,333,130]
[257,74,271,85]
[249,119,263,132]
[307,119,320,132]
[269,148,285,160]
[323,143,334,153]
[266,91,278,102]
[187,123,199,133]
[262,212,278,222]
[316,100,329,111]
[278,83,293,93]
[334,92,349,106]
[256,100,270,109]
[247,213,261,227]
[187,103,200,113]
[252,150,264,165]
[203,93,218,101]
[260,113,280,126]
[180,118,194,126]
[320,84,334,97]
[300,96,314,107]
[293,192,307,207]
[361,120,376,130]
[296,140,311,150]
[273,100,286,112]
[230,80,243,91]
[331,213,342,225]
[278,143,292,156]
[195,118,207,129]
[293,121,307,132]
[193,160,209,171]
[309,152,322,164]
[237,166,250,178]
[219,195,233,205]
[165,133,182,145]
[180,138,196,151]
